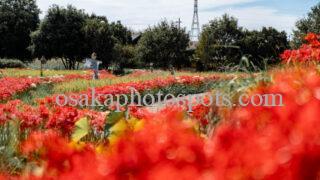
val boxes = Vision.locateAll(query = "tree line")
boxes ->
[0,0,319,71]
[195,14,289,71]
[30,5,133,70]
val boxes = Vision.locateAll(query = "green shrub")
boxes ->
[0,59,25,68]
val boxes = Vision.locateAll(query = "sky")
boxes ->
[37,0,319,35]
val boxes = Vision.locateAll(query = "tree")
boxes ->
[112,44,137,72]
[110,21,132,45]
[109,20,134,71]
[136,21,190,69]
[293,3,320,47]
[82,17,115,68]
[241,27,289,70]
[0,0,40,61]
[196,14,289,71]
[31,6,133,70]
[83,17,134,68]
[195,14,244,71]
[30,5,87,69]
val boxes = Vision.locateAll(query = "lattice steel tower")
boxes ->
[191,0,200,42]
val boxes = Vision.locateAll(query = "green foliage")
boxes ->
[112,44,138,73]
[196,14,288,71]
[83,18,134,69]
[104,112,125,138]
[136,21,190,69]
[107,112,125,125]
[0,59,25,68]
[241,27,289,70]
[30,5,87,69]
[293,3,320,47]
[0,0,40,61]
[82,17,114,67]
[0,121,24,174]
[196,14,244,71]
[108,21,136,71]
[13,83,54,105]
[30,6,133,70]
[72,117,90,142]
[110,21,132,45]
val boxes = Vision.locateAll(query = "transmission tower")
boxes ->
[190,0,200,42]
[176,18,182,29]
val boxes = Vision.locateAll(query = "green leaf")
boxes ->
[104,123,113,137]
[72,117,90,142]
[106,111,125,125]
[104,111,125,138]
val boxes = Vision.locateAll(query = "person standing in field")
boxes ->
[84,52,102,80]
[91,52,99,79]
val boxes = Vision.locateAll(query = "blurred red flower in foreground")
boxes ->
[8,66,320,179]
[0,100,105,133]
[104,107,212,179]
[209,66,320,179]
[21,130,107,180]
[20,107,213,179]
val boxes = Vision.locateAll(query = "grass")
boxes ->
[1,68,87,77]
[13,83,54,105]
[0,121,24,174]
[52,71,172,94]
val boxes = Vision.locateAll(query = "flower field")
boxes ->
[1,34,320,179]
[0,77,42,101]
[0,70,115,101]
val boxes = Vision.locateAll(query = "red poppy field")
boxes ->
[1,34,320,179]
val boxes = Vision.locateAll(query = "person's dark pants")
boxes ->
[93,70,99,80]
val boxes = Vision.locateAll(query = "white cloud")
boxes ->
[37,0,298,33]
[201,6,298,34]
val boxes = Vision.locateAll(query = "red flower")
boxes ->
[103,107,211,179]
[305,33,318,42]
[0,77,41,101]
[46,106,81,134]
[21,130,108,179]
[208,66,320,179]
[281,33,320,63]
[43,74,232,109]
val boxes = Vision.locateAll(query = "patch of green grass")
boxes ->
[2,68,87,77]
[13,83,54,105]
[0,121,25,175]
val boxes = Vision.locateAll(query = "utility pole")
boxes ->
[40,56,46,77]
[190,0,200,42]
